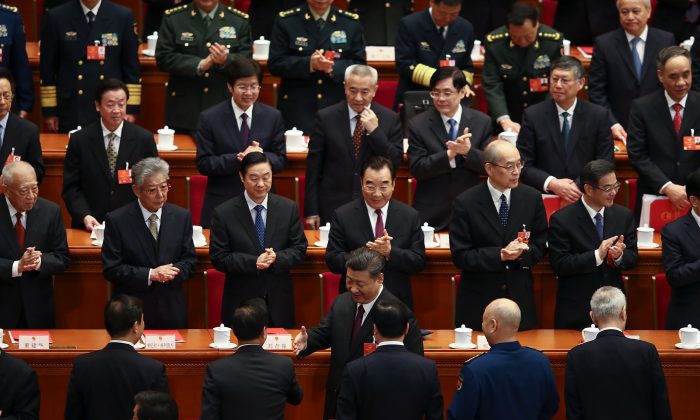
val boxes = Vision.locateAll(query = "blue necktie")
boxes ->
[561,111,571,153]
[630,37,642,80]
[498,194,509,227]
[448,118,457,141]
[594,213,604,241]
[254,204,265,248]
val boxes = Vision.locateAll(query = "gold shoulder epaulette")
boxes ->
[227,7,249,19]
[464,352,486,364]
[165,4,189,15]
[538,31,562,41]
[338,9,359,20]
[485,31,508,43]
[0,4,18,13]
[279,7,302,18]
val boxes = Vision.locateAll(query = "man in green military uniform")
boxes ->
[156,0,252,133]
[268,0,366,134]
[482,3,562,133]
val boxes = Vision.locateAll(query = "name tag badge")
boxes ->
[363,342,377,356]
[144,334,176,349]
[87,45,106,60]
[439,59,455,67]
[324,50,336,61]
[0,47,4,63]
[117,169,132,185]
[529,78,548,93]
[683,136,700,150]
[518,226,531,244]
[19,335,50,350]
[5,153,20,164]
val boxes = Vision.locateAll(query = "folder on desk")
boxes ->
[143,330,184,343]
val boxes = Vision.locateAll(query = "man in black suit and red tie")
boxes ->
[102,157,196,329]
[549,160,638,329]
[0,161,70,329]
[627,45,700,217]
[210,152,307,328]
[293,247,424,420]
[195,56,287,228]
[565,286,671,420]
[326,156,425,308]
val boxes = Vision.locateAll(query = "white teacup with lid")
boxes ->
[285,127,306,150]
[498,129,517,146]
[679,324,699,347]
[421,223,435,247]
[192,225,206,245]
[319,223,331,246]
[582,324,599,342]
[146,32,158,53]
[213,323,231,346]
[253,36,271,60]
[454,324,473,348]
[157,126,175,148]
[637,224,654,246]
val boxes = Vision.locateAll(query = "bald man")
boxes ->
[448,298,559,419]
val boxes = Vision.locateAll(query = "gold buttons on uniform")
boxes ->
[522,77,527,81]
[78,90,83,95]
[100,75,105,80]
[100,61,104,65]
[78,60,83,65]
[206,42,211,47]
[77,75,83,80]
[317,79,323,85]
[185,43,189,47]
[385,2,391,7]
[317,93,322,99]
[298,47,303,51]
[522,91,527,95]
[204,72,210,78]
[523,103,528,107]
[171,91,176,96]
[203,87,209,93]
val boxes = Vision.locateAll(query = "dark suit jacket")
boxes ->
[553,0,619,45]
[0,113,43,183]
[459,0,514,41]
[195,100,287,227]
[62,120,158,228]
[549,201,638,329]
[210,193,307,328]
[693,27,700,92]
[304,101,403,223]
[407,106,493,231]
[336,344,443,420]
[661,211,700,329]
[565,329,672,420]
[652,0,696,43]
[102,201,196,329]
[450,182,548,330]
[201,344,303,420]
[518,98,614,191]
[627,90,700,214]
[0,351,39,420]
[0,197,69,329]
[326,198,425,308]
[64,342,169,420]
[588,28,676,128]
[299,288,424,419]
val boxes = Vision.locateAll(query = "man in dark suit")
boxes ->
[336,300,442,420]
[304,64,403,229]
[553,0,619,46]
[0,4,33,117]
[268,0,366,133]
[565,286,671,420]
[652,0,699,43]
[63,79,158,231]
[661,170,700,329]
[448,298,559,419]
[326,156,425,308]
[0,161,70,329]
[196,56,286,228]
[518,56,615,204]
[0,349,40,419]
[201,299,303,419]
[450,140,547,330]
[394,0,475,108]
[102,157,196,329]
[0,69,43,183]
[588,0,676,129]
[346,0,412,46]
[210,152,307,328]
[293,247,424,420]
[65,295,169,420]
[549,160,639,329]
[40,0,141,133]
[408,66,492,231]
[627,46,700,217]
[133,391,178,420]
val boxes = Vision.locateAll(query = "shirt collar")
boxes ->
[109,339,136,348]
[664,90,688,109]
[428,7,445,31]
[5,196,21,219]
[0,112,9,129]
[101,120,124,138]
[486,178,511,203]
[360,284,383,315]
[348,104,361,121]
[377,341,404,347]
[364,200,390,220]
[309,7,331,21]
[244,190,269,210]
[198,4,219,19]
[555,98,577,116]
[624,25,648,43]
[692,208,700,228]
[581,195,605,219]
[81,0,101,16]
[440,104,462,125]
[598,326,623,333]
[137,199,162,222]
[231,100,254,119]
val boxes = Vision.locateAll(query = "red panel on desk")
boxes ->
[188,175,207,226]
[649,199,688,231]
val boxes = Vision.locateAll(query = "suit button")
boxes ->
[317,79,323,85]
[78,89,83,95]
[523,103,528,107]
[206,42,211,47]
[100,75,105,80]
[226,44,231,49]
[204,72,210,78]
[78,75,83,80]
[298,47,303,51]
[522,91,527,95]
[203,87,209,93]
[317,93,322,99]
[171,91,176,96]
[283,94,288,99]
[185,42,189,47]
[78,60,83,66]
[100,60,104,65]
[500,283,507,290]
[385,2,391,7]
[522,76,527,81]
[677,162,681,166]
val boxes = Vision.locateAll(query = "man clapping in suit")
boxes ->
[195,56,287,228]
[326,156,425,308]
[517,56,616,204]
[304,64,403,229]
[210,152,307,328]
[549,160,638,329]
[102,157,196,329]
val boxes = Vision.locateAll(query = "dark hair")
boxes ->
[0,67,15,94]
[345,247,385,278]
[656,45,690,71]
[104,295,143,337]
[232,298,268,341]
[432,0,461,6]
[239,151,271,175]
[373,301,409,339]
[428,66,467,90]
[225,56,263,85]
[579,159,616,190]
[506,2,539,26]
[686,170,700,199]
[551,56,585,79]
[362,155,396,180]
[134,391,178,420]
[95,78,129,102]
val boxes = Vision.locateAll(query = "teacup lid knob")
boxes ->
[644,224,649,228]
[689,324,693,328]
[460,324,466,329]
[423,222,428,226]
[591,324,595,328]
[220,323,224,328]
[259,36,266,40]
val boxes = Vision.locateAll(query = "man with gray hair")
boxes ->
[304,64,403,229]
[565,286,671,420]
[102,157,196,329]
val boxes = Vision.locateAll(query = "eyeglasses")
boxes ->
[234,83,261,92]
[363,184,392,193]
[590,182,621,194]
[144,183,171,196]
[488,160,525,173]
[0,92,13,102]
[14,185,38,197]
[429,89,458,99]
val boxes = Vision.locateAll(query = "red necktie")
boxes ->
[351,304,365,340]
[15,212,24,249]
[672,103,683,136]
[352,115,364,160]
[375,209,384,239]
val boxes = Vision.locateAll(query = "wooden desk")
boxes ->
[6,329,698,420]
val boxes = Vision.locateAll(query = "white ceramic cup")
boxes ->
[213,324,231,345]
[582,324,599,342]
[637,225,654,245]
[147,32,158,52]
[192,225,205,244]
[94,225,105,243]
[68,126,82,138]
[157,126,175,147]
[563,39,571,55]
[0,328,4,345]
[421,222,435,247]
[679,324,699,346]
[253,36,271,59]
[454,324,473,347]
[470,40,482,58]
[285,127,306,150]
[319,223,331,245]
[498,130,518,146]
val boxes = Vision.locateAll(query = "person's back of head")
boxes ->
[104,294,144,343]
[373,301,409,342]
[589,286,627,330]
[482,298,521,345]
[232,298,269,345]
[133,391,178,420]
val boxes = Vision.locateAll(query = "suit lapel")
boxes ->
[115,123,137,174]
[682,212,700,249]
[70,2,92,43]
[457,107,471,139]
[224,102,246,150]
[655,91,678,140]
[156,205,173,262]
[0,114,15,158]
[264,195,278,248]
[545,99,566,160]
[641,31,659,81]
[428,109,449,149]
[577,200,601,245]
[477,183,504,236]
[615,29,638,80]
[568,101,587,157]
[88,124,113,181]
[355,199,374,239]
[235,195,263,253]
[129,202,159,264]
[339,105,355,160]
[0,197,21,254]
[679,92,700,139]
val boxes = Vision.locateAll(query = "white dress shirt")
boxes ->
[486,178,511,213]
[231,100,254,131]
[244,191,269,226]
